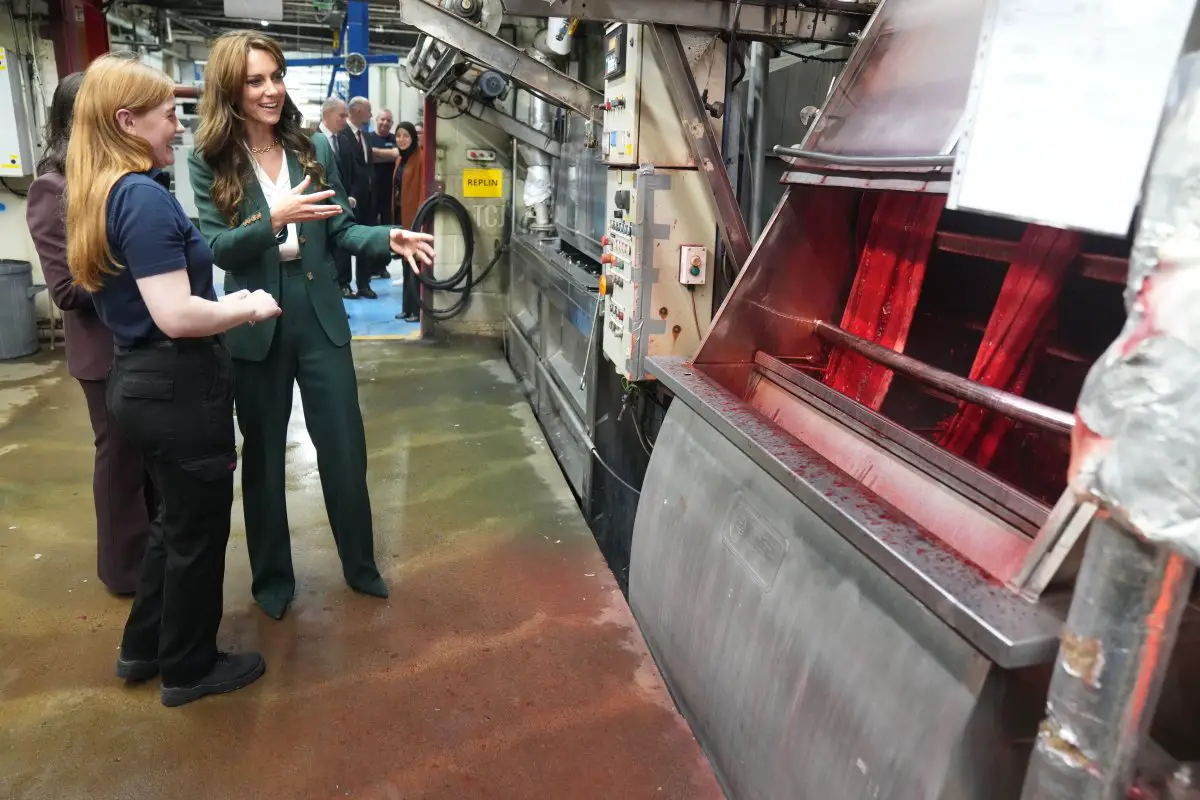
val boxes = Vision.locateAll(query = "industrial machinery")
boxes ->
[395,0,743,515]
[389,0,1200,795]
[394,0,869,562]
[596,22,720,380]
[625,0,1200,798]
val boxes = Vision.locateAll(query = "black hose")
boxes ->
[408,192,509,322]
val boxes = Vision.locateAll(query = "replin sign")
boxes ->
[462,168,504,198]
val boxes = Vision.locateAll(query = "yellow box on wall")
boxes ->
[462,168,504,198]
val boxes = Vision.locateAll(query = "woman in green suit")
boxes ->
[188,31,434,619]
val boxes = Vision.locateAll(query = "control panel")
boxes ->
[599,168,717,380]
[598,23,702,169]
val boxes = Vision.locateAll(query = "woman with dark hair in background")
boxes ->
[188,31,434,620]
[25,72,155,597]
[392,121,424,323]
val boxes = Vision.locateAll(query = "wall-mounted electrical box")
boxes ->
[600,23,700,169]
[679,245,707,285]
[595,23,727,380]
[0,46,34,178]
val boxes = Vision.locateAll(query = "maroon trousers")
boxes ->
[79,378,156,595]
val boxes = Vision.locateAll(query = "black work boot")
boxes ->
[116,654,159,683]
[161,651,266,708]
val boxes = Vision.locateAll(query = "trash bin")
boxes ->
[0,259,47,360]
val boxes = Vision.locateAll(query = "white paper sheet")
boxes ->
[949,0,1196,237]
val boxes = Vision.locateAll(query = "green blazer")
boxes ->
[188,134,391,362]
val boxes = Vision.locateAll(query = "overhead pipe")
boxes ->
[544,16,576,56]
[519,45,559,232]
[748,41,769,241]
[773,144,955,168]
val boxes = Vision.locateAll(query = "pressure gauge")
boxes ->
[344,52,367,76]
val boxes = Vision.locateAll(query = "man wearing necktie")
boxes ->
[334,96,378,299]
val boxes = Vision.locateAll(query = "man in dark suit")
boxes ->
[335,96,378,299]
[314,97,361,300]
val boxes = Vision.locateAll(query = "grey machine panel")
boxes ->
[555,114,608,261]
[505,234,601,504]
[630,397,1050,800]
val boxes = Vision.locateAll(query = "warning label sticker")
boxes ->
[462,168,503,198]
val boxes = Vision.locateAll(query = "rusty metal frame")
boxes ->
[396,0,602,117]
[645,24,753,273]
[499,0,869,44]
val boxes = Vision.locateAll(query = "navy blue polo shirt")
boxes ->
[370,131,397,191]
[91,169,216,347]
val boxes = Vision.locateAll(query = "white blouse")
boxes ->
[249,149,301,262]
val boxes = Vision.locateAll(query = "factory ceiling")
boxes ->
[113,0,420,54]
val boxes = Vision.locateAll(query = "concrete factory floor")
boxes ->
[0,341,721,800]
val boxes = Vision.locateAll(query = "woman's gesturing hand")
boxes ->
[389,228,435,276]
[225,288,283,326]
[269,176,342,229]
[245,290,283,322]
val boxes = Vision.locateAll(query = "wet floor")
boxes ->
[0,341,722,800]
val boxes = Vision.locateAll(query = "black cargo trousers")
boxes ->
[107,336,237,687]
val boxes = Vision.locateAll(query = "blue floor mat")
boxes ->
[213,265,419,340]
[347,270,421,339]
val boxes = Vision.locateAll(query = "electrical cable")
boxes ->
[631,410,654,457]
[590,447,641,496]
[1,178,27,198]
[730,43,746,87]
[436,104,469,120]
[778,46,850,64]
[618,379,657,457]
[408,192,509,321]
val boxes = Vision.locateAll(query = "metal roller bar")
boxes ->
[500,0,867,44]
[396,0,602,117]
[774,144,955,168]
[646,24,753,271]
[813,321,1075,434]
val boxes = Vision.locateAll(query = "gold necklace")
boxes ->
[249,139,279,155]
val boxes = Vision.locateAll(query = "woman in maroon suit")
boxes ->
[25,72,155,596]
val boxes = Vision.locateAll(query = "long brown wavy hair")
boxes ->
[194,31,326,225]
[65,54,175,292]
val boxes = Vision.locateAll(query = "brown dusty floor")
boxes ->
[0,341,722,800]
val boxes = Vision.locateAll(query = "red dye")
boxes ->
[937,225,1083,465]
[825,192,946,409]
